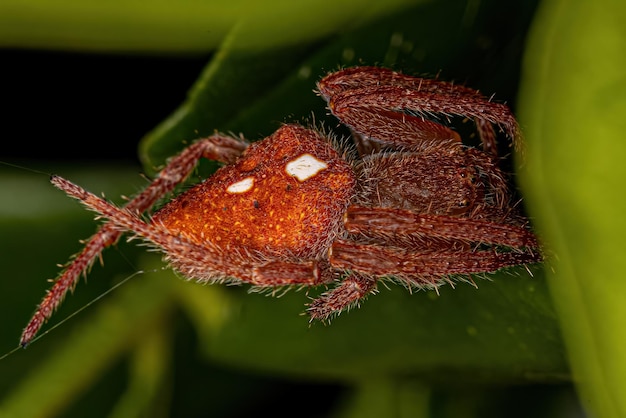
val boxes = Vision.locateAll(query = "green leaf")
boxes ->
[180,266,566,382]
[330,379,431,418]
[1,0,578,417]
[518,0,626,417]
[0,264,175,418]
[0,168,174,418]
[0,0,419,53]
[140,0,563,383]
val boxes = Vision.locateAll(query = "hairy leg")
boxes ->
[344,206,539,249]
[307,273,377,321]
[318,66,520,152]
[21,134,247,346]
[330,239,541,280]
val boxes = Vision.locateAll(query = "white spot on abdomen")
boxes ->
[227,177,254,194]
[286,154,328,182]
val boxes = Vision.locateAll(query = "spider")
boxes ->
[20,66,541,347]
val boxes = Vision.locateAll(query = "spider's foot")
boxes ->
[307,273,377,321]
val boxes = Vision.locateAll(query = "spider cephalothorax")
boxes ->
[21,66,541,346]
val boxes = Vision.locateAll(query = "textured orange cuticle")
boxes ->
[153,125,356,259]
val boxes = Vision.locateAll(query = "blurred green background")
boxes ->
[1,0,624,417]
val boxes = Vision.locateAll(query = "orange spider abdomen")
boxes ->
[153,124,356,258]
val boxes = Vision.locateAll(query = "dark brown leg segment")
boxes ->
[330,239,541,283]
[21,134,248,346]
[307,273,378,321]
